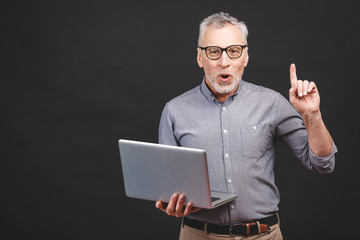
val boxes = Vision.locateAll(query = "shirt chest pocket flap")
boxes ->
[240,123,273,159]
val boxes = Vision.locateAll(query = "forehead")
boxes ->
[202,23,245,47]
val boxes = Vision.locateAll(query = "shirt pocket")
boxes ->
[240,123,273,159]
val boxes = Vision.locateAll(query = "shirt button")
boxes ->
[227,178,232,183]
[225,153,229,158]
[230,204,235,209]
[223,129,228,133]
[223,107,226,111]
[253,126,257,130]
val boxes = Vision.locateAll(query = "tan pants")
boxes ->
[179,220,283,240]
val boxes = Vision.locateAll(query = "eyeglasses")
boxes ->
[199,45,247,60]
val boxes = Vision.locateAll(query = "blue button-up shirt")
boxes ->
[158,79,337,224]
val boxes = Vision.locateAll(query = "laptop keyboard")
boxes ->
[211,197,221,202]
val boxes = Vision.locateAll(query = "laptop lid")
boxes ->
[118,139,237,209]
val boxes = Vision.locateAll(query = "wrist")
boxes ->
[302,110,323,128]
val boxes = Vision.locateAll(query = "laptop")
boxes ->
[118,139,237,209]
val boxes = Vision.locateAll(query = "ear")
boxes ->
[244,48,249,67]
[197,48,203,68]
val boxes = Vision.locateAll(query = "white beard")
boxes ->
[207,74,241,94]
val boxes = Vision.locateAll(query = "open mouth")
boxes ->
[219,74,231,82]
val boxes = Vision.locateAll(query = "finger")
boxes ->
[166,193,178,215]
[183,202,202,216]
[155,201,163,210]
[183,202,194,216]
[303,80,309,96]
[297,80,303,97]
[290,63,297,87]
[156,201,169,212]
[192,207,202,213]
[308,81,316,92]
[175,194,186,216]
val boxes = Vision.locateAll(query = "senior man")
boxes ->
[156,12,337,240]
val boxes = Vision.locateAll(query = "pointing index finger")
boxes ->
[290,63,297,87]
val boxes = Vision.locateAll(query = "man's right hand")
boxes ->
[155,193,202,217]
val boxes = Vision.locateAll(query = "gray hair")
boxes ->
[198,12,248,46]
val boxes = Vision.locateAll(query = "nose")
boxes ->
[218,51,230,68]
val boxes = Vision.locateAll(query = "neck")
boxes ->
[213,92,232,103]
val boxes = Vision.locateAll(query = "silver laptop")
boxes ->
[118,139,237,209]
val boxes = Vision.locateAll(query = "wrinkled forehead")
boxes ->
[201,24,245,47]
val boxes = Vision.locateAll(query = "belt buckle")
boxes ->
[229,223,244,237]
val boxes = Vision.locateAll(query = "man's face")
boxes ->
[197,24,249,96]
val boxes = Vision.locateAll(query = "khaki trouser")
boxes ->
[179,219,283,240]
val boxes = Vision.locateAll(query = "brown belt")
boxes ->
[183,213,278,236]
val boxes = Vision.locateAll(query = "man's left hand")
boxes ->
[289,63,320,116]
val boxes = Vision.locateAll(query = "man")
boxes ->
[156,12,337,239]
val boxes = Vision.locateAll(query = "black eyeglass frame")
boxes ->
[199,45,248,60]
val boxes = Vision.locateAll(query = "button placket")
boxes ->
[220,103,234,193]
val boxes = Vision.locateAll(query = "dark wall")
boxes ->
[3,1,360,239]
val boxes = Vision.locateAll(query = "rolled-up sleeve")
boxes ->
[308,142,337,174]
[275,94,337,174]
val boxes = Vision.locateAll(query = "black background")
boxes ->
[3,0,360,239]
